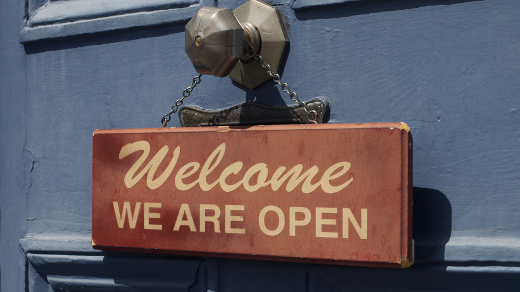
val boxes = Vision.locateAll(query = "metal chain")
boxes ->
[248,50,317,124]
[161,74,202,127]
[161,51,317,126]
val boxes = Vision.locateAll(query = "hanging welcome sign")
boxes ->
[92,123,413,268]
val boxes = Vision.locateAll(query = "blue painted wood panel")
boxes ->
[0,0,29,290]
[2,0,520,291]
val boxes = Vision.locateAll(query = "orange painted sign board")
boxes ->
[92,123,413,268]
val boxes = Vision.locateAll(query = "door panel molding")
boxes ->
[21,233,520,291]
[28,253,204,292]
[22,234,207,291]
[20,0,212,43]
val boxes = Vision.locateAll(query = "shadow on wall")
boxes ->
[412,187,452,263]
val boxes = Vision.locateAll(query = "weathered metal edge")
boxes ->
[178,97,330,127]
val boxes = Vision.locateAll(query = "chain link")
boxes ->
[248,50,317,124]
[161,74,202,127]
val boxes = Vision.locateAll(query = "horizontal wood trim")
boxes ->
[418,233,520,263]
[21,232,520,262]
[20,0,209,43]
[21,234,96,253]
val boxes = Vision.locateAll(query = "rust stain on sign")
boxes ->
[92,123,413,268]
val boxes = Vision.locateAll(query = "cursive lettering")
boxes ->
[119,142,353,193]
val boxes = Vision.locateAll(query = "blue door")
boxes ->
[1,0,520,291]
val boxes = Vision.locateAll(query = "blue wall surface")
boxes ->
[1,0,520,291]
